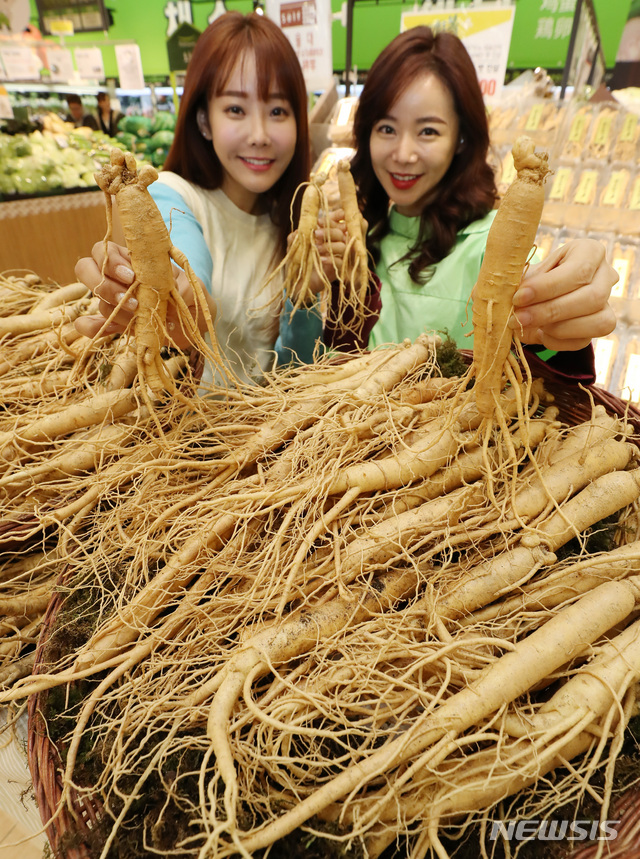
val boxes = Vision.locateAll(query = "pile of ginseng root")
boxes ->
[1,142,640,859]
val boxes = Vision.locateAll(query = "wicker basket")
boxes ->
[27,573,102,859]
[26,361,640,858]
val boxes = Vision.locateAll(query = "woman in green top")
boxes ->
[276,26,617,379]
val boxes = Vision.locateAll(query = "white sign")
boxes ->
[0,43,41,80]
[401,5,515,102]
[115,43,145,90]
[265,0,333,93]
[75,46,105,81]
[44,45,74,83]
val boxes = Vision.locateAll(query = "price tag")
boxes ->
[548,167,572,201]
[49,19,74,36]
[592,113,613,147]
[525,103,543,131]
[568,112,588,143]
[602,171,629,208]
[619,113,638,144]
[573,170,598,205]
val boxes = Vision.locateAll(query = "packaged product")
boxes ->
[532,227,558,261]
[593,333,619,392]
[541,165,574,227]
[619,171,640,236]
[566,167,602,230]
[612,112,640,164]
[559,105,594,161]
[592,167,631,232]
[619,335,640,403]
[610,240,638,302]
[584,105,620,162]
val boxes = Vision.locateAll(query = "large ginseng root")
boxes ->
[95,149,221,398]
[268,159,372,342]
[471,135,551,422]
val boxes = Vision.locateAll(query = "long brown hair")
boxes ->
[163,12,310,257]
[350,26,497,283]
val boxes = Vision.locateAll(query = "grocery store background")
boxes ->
[0,0,632,81]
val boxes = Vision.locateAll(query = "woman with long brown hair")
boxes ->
[278,26,616,378]
[76,12,318,384]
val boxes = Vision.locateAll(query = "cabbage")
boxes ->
[116,131,137,151]
[151,112,176,133]
[150,146,169,167]
[150,130,174,148]
[118,115,153,138]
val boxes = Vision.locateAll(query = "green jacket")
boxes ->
[370,207,497,350]
[275,208,497,364]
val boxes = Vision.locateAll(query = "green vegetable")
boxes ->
[118,115,153,138]
[149,130,174,148]
[116,131,137,151]
[151,147,169,167]
[151,112,177,133]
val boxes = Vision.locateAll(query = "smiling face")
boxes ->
[369,72,460,216]
[199,50,297,215]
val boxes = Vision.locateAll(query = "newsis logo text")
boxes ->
[489,819,620,842]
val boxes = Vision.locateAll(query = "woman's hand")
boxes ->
[74,241,215,350]
[313,208,349,290]
[509,238,617,351]
[285,209,349,301]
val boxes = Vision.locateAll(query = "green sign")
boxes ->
[507,0,632,70]
[166,21,201,73]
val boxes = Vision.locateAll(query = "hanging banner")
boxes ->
[265,0,333,93]
[115,43,145,90]
[43,45,75,82]
[74,46,105,80]
[401,6,515,101]
[0,43,42,80]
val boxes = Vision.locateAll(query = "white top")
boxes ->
[151,172,283,386]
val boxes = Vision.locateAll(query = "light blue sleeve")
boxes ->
[148,182,213,292]
[274,296,325,366]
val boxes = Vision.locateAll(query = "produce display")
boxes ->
[1,142,640,859]
[0,120,137,199]
[116,110,176,167]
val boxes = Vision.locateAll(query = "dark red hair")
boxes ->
[350,26,497,283]
[163,12,310,258]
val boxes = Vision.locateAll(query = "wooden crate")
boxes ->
[0,190,125,285]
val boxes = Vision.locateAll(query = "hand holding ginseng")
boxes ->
[287,209,349,301]
[509,237,617,351]
[74,240,216,351]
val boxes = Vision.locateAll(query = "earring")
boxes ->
[196,108,212,141]
[459,135,465,146]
